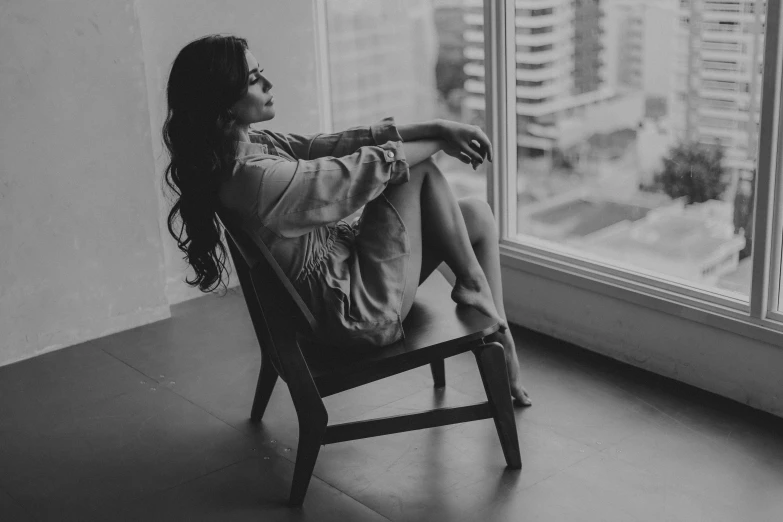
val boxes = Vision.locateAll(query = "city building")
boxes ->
[573,0,605,95]
[670,0,766,191]
[604,0,679,101]
[575,199,746,286]
[462,0,626,166]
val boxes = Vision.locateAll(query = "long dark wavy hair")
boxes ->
[162,34,250,294]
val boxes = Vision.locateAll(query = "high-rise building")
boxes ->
[573,0,605,95]
[671,0,766,188]
[463,0,616,161]
[602,0,678,111]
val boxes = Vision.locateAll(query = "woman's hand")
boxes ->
[436,119,494,170]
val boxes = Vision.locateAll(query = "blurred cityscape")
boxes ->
[325,0,767,297]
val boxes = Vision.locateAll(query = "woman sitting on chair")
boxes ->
[162,34,531,407]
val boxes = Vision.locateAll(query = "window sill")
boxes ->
[500,243,783,348]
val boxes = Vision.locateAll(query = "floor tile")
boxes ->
[0,342,149,430]
[0,489,34,522]
[603,413,783,518]
[98,290,258,384]
[0,385,256,521]
[87,455,389,522]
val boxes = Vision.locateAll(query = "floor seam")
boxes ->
[99,347,254,437]
[0,484,40,522]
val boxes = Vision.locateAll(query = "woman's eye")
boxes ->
[249,69,264,84]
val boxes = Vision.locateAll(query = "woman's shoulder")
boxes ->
[248,127,286,144]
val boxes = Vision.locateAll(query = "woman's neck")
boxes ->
[234,125,251,143]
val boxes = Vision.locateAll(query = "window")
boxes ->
[504,0,768,302]
[323,0,489,201]
[321,0,783,331]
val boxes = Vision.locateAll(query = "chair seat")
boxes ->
[300,271,500,397]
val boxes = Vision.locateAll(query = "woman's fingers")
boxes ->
[456,152,471,164]
[472,134,493,162]
[456,139,482,164]
[470,140,487,161]
[471,129,493,162]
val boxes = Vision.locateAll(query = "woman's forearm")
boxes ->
[401,139,444,166]
[396,120,443,142]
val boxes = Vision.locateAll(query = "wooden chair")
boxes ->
[218,215,521,506]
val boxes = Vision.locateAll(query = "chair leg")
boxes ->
[289,413,328,506]
[430,359,446,388]
[250,356,278,423]
[473,342,522,469]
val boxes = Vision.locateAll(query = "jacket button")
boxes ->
[386,150,395,159]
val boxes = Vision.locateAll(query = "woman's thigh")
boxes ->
[417,196,494,285]
[379,159,434,320]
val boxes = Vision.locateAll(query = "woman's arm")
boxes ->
[401,139,445,166]
[396,120,443,142]
[397,119,493,170]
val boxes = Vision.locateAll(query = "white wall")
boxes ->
[0,0,170,367]
[134,0,322,305]
[0,0,321,367]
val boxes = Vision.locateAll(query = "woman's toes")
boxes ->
[511,384,532,407]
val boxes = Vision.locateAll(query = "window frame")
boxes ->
[482,0,783,345]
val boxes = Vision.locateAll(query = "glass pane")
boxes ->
[325,0,488,201]
[486,0,765,299]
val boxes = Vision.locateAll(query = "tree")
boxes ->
[435,57,467,101]
[647,140,728,204]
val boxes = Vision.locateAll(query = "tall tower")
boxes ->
[573,0,605,95]
[463,0,611,162]
[671,0,765,188]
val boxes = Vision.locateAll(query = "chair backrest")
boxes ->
[216,211,317,382]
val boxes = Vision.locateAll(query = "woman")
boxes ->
[163,34,531,406]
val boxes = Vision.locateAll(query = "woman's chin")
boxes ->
[258,109,275,122]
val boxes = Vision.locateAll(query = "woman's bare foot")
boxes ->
[489,330,532,407]
[451,275,508,332]
[511,382,533,408]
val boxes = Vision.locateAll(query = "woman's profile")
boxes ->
[162,34,531,406]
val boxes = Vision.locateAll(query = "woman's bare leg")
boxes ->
[382,159,530,404]
[383,159,507,332]
[454,198,532,406]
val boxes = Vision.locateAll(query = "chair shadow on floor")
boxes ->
[218,214,522,507]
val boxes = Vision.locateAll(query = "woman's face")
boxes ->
[231,50,275,126]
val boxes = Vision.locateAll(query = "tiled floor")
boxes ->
[2,286,783,521]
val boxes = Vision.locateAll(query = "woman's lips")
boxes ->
[266,96,274,105]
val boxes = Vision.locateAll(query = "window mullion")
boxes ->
[750,0,783,319]
[484,0,500,228]
[313,0,333,134]
[503,0,518,239]
[485,0,517,239]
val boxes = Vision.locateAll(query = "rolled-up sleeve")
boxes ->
[263,117,404,160]
[242,139,409,238]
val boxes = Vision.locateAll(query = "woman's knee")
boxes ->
[409,157,444,181]
[459,197,498,240]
